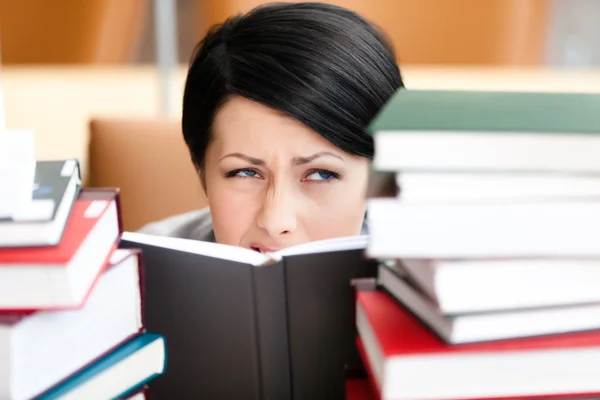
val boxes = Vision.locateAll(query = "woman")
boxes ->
[140,2,404,251]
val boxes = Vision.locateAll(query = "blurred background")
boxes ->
[2,0,600,66]
[1,0,600,230]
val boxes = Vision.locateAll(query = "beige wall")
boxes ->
[2,66,186,181]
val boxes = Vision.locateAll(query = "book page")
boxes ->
[121,232,368,265]
[273,235,368,258]
[121,231,268,266]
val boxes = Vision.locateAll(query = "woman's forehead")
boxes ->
[211,96,339,152]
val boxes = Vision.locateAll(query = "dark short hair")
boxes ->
[182,1,404,171]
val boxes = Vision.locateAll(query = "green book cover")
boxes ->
[369,89,600,134]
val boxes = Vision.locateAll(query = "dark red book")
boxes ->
[346,378,377,400]
[0,248,144,400]
[356,290,600,400]
[0,188,122,311]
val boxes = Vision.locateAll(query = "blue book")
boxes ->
[38,333,166,400]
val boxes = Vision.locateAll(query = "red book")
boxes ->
[346,377,377,400]
[0,188,122,311]
[356,290,600,400]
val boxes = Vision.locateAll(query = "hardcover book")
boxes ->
[369,90,600,174]
[0,159,81,247]
[119,232,377,400]
[0,248,144,400]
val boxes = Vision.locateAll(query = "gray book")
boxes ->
[0,159,80,247]
[119,232,377,400]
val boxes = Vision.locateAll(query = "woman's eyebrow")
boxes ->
[293,151,344,165]
[219,153,264,165]
[219,151,344,165]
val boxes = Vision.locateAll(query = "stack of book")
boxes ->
[0,156,166,399]
[354,90,600,400]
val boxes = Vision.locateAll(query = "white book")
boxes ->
[396,171,600,202]
[379,265,600,344]
[374,130,600,174]
[367,197,600,258]
[0,250,143,400]
[397,257,600,314]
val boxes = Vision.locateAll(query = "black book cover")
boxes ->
[118,239,291,400]
[118,236,376,400]
[283,250,377,400]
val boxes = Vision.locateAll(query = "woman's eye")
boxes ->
[305,169,340,182]
[226,168,260,178]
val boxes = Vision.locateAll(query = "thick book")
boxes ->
[0,159,81,247]
[395,171,600,202]
[394,257,600,314]
[0,188,122,311]
[0,248,144,400]
[345,378,376,400]
[37,333,166,400]
[356,289,600,400]
[367,197,600,258]
[368,90,600,174]
[119,232,378,400]
[379,264,600,344]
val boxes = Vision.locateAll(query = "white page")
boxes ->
[121,231,368,266]
[121,231,269,266]
[274,235,368,258]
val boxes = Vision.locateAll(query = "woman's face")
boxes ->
[203,95,370,252]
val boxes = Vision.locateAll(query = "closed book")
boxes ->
[369,90,600,174]
[0,188,122,311]
[0,159,81,247]
[0,248,144,400]
[379,264,600,344]
[395,171,600,202]
[367,197,600,258]
[396,257,600,314]
[356,289,600,400]
[37,333,166,400]
[119,232,377,400]
[345,378,376,400]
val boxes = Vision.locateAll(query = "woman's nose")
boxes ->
[256,186,298,238]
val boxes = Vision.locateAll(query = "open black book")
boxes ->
[119,232,377,400]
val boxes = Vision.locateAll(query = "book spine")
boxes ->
[252,262,293,400]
